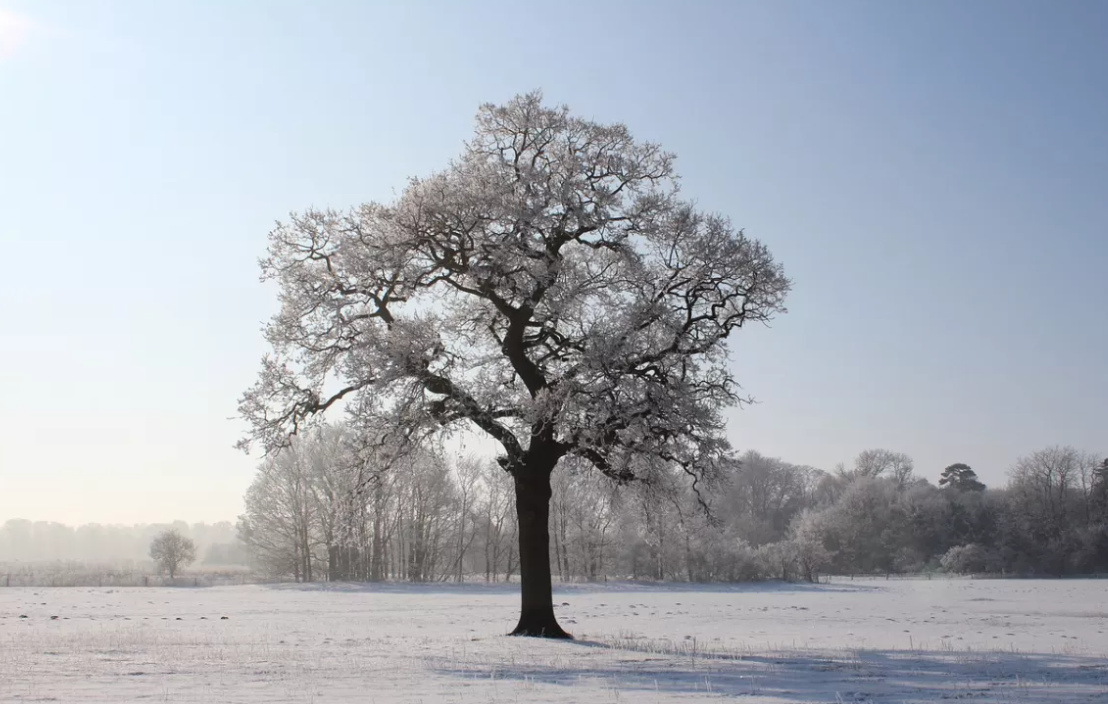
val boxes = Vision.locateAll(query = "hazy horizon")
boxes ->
[2,0,1106,525]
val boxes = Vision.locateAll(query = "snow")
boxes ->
[1,578,1105,702]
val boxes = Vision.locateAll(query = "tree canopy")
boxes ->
[939,463,986,492]
[149,529,196,579]
[239,92,790,636]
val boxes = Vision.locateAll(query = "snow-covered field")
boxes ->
[1,579,1105,703]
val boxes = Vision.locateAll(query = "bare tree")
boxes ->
[1009,446,1082,541]
[238,439,318,581]
[304,425,357,581]
[1095,458,1108,520]
[476,459,515,582]
[1074,451,1104,525]
[449,455,483,582]
[550,456,620,581]
[238,92,790,636]
[149,529,196,579]
[728,451,809,544]
[850,449,914,487]
[789,510,832,582]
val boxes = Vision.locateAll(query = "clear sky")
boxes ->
[1,0,1105,525]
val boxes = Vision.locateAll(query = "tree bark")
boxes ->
[510,458,571,638]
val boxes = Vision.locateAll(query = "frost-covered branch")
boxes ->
[239,91,790,500]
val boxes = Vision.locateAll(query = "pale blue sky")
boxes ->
[1,0,1105,524]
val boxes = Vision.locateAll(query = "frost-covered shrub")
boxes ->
[940,543,992,574]
[755,541,797,581]
[686,537,760,582]
[892,547,928,574]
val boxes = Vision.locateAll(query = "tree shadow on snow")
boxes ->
[426,641,1108,703]
[262,580,523,595]
[552,580,884,595]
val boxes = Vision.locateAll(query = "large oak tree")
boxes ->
[239,92,790,637]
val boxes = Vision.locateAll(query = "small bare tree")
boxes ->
[149,529,196,579]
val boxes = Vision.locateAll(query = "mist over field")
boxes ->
[0,521,242,566]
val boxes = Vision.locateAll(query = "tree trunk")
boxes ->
[303,524,313,582]
[552,506,565,581]
[484,517,493,583]
[510,461,570,638]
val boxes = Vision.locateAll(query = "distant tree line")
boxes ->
[0,520,247,567]
[6,443,1103,583]
[236,427,1108,582]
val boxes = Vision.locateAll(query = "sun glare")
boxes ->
[0,8,32,59]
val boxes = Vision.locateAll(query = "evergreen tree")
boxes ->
[939,463,986,492]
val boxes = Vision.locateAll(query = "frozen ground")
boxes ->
[1,579,1105,703]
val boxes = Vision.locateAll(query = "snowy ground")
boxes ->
[1,579,1105,703]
